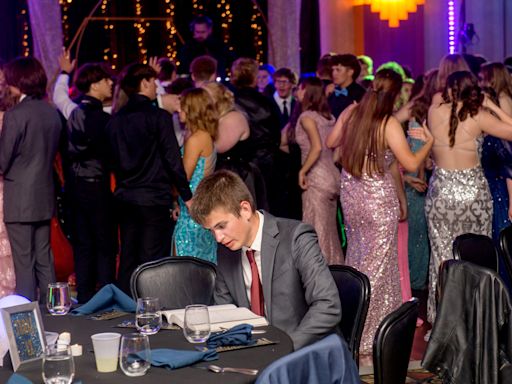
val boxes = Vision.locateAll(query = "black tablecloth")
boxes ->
[0,311,293,383]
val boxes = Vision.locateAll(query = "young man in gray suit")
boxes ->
[0,57,63,303]
[190,170,341,350]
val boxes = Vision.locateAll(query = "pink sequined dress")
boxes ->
[0,115,15,298]
[295,111,343,265]
[340,149,402,354]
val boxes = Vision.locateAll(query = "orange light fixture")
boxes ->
[353,0,425,28]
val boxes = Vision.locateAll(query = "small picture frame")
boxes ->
[0,302,46,371]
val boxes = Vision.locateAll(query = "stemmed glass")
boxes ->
[135,297,162,335]
[119,333,151,376]
[183,304,211,343]
[42,345,75,384]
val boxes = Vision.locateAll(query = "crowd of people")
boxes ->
[1,13,512,358]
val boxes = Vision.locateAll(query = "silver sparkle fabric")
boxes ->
[425,166,492,324]
[267,0,300,73]
[340,150,402,354]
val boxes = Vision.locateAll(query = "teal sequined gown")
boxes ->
[174,149,217,263]
[406,121,430,290]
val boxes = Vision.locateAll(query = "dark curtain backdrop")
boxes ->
[299,0,320,74]
[64,0,267,72]
[0,0,29,63]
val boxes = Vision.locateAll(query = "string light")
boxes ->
[59,0,71,45]
[217,0,234,52]
[134,0,148,64]
[250,4,264,63]
[21,5,30,57]
[192,0,204,12]
[163,0,178,60]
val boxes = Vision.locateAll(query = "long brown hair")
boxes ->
[340,69,403,177]
[180,87,219,140]
[410,69,439,123]
[436,54,470,92]
[299,76,331,119]
[479,62,512,102]
[442,71,483,147]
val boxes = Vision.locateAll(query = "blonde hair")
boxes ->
[180,87,219,140]
[231,58,258,88]
[202,81,236,116]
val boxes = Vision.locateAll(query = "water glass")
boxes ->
[47,283,72,316]
[42,345,75,384]
[183,304,211,343]
[119,333,151,377]
[136,297,162,335]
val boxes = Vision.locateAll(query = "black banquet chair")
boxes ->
[329,264,371,366]
[373,298,419,384]
[499,225,512,283]
[130,256,216,309]
[452,233,498,272]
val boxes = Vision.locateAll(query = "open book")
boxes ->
[161,304,269,332]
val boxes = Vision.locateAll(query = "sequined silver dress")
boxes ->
[340,150,402,354]
[425,164,492,323]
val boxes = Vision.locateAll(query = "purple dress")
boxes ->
[295,111,343,265]
[340,150,402,354]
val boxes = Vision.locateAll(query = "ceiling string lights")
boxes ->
[21,5,30,57]
[59,0,71,45]
[251,3,264,63]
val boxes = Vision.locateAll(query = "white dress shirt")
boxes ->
[241,211,264,306]
[273,93,293,114]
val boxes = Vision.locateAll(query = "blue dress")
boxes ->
[173,149,217,263]
[481,135,512,243]
[405,121,430,290]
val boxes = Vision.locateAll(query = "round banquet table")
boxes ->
[0,310,293,384]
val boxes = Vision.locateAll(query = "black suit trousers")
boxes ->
[116,201,174,294]
[68,176,117,303]
[6,220,55,303]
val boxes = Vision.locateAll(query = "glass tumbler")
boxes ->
[47,282,72,316]
[183,304,211,343]
[119,333,151,377]
[135,297,162,335]
[42,344,75,384]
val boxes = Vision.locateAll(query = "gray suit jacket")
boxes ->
[214,212,341,350]
[0,97,62,222]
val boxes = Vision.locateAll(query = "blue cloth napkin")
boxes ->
[149,348,218,370]
[71,284,136,315]
[7,374,32,384]
[206,323,255,349]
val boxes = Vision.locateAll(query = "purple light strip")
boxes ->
[448,0,456,54]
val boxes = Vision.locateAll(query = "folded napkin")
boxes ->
[206,323,255,349]
[71,284,136,315]
[7,374,32,384]
[149,348,217,370]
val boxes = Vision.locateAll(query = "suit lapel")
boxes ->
[260,211,279,320]
[232,249,250,308]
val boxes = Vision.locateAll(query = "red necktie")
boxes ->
[246,249,265,316]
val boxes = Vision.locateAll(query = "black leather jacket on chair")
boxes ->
[422,261,512,384]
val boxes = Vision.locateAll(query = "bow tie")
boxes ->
[334,87,349,97]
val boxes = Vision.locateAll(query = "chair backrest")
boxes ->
[452,233,498,272]
[130,256,216,309]
[329,264,371,366]
[499,225,512,281]
[373,298,419,384]
[255,334,360,384]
